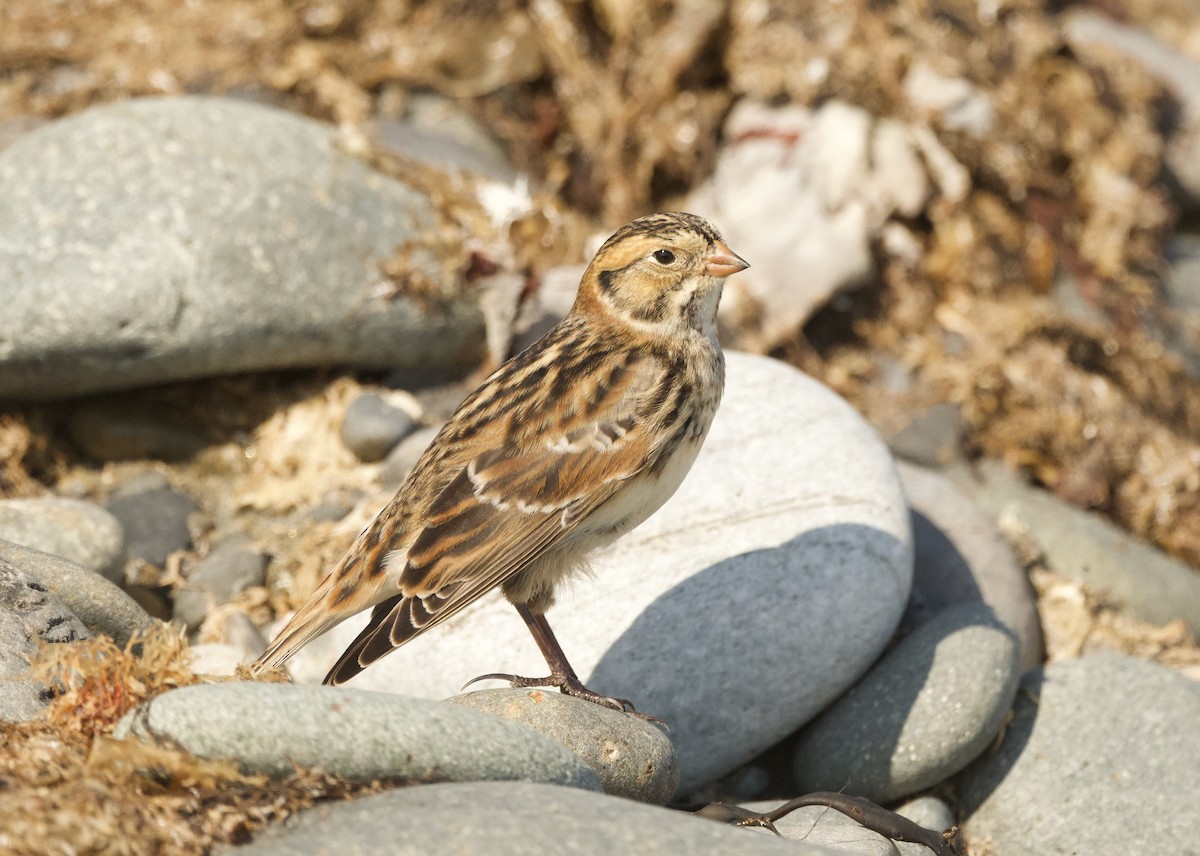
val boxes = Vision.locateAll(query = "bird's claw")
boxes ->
[460,670,667,727]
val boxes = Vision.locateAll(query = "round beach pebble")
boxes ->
[235,781,820,856]
[0,539,154,646]
[0,497,126,584]
[113,682,600,790]
[792,602,1019,803]
[0,96,485,399]
[287,351,914,794]
[958,653,1200,856]
[173,538,268,630]
[898,461,1043,670]
[0,559,92,722]
[340,392,417,462]
[450,688,678,804]
[104,477,200,569]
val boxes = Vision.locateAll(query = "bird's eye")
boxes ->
[652,249,676,265]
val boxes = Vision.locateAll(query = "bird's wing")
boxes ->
[323,357,672,684]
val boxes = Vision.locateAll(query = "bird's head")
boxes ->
[575,212,749,334]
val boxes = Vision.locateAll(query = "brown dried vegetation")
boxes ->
[0,625,382,854]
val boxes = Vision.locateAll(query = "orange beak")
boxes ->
[705,241,750,278]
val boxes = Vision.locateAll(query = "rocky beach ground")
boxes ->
[2,3,1200,854]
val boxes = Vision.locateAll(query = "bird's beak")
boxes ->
[705,241,750,278]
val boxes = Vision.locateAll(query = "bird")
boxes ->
[251,212,749,715]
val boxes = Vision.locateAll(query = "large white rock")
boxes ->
[287,352,913,792]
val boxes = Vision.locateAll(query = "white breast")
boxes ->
[575,434,707,552]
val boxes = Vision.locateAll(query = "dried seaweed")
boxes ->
[0,625,382,855]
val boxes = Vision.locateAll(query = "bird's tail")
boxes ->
[249,552,387,678]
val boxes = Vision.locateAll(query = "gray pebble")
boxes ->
[450,688,678,804]
[886,402,965,468]
[68,399,209,461]
[105,480,200,568]
[379,423,442,487]
[221,611,268,659]
[892,796,956,856]
[0,96,486,399]
[376,108,514,181]
[0,496,126,583]
[793,602,1019,803]
[1161,232,1200,381]
[340,392,417,462]
[0,539,154,646]
[0,605,48,722]
[898,462,1043,670]
[114,682,600,789]
[948,458,1200,631]
[958,653,1200,856]
[233,781,815,855]
[0,559,91,722]
[173,538,268,630]
[299,491,362,524]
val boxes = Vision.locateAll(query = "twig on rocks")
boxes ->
[680,791,961,855]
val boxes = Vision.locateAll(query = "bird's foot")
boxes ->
[462,671,666,726]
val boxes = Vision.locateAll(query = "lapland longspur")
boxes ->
[252,212,748,714]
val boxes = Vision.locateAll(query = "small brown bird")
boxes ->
[252,212,748,714]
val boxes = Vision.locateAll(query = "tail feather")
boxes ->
[322,595,404,685]
[250,565,386,678]
[250,605,341,677]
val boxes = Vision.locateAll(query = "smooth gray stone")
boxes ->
[893,797,956,856]
[0,96,485,399]
[1166,233,1200,315]
[222,611,268,659]
[340,392,417,463]
[288,353,914,794]
[174,539,268,630]
[0,605,47,722]
[0,561,91,644]
[0,496,126,583]
[793,603,1019,803]
[68,399,209,461]
[0,539,154,646]
[0,560,92,722]
[449,688,678,804]
[948,458,1200,631]
[740,801,898,854]
[375,111,514,181]
[233,781,819,855]
[959,653,1200,856]
[886,403,965,468]
[105,482,199,568]
[113,682,600,789]
[1162,233,1200,380]
[898,462,1043,670]
[378,423,441,487]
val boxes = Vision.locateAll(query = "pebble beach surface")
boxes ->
[2,94,1198,856]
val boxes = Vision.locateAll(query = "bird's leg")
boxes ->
[463,604,663,723]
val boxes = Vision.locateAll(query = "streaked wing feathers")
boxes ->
[324,405,661,684]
